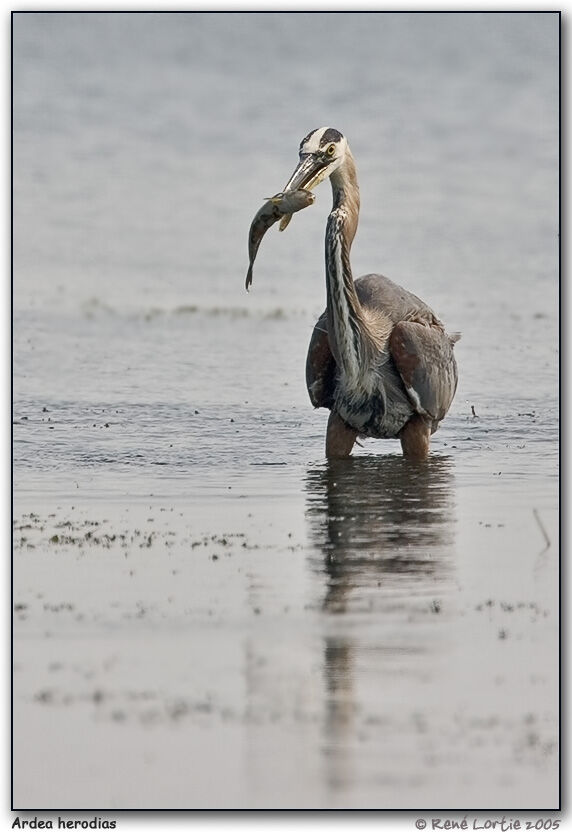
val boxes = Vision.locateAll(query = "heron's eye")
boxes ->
[326,144,336,156]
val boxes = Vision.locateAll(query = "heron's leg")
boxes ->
[326,411,358,458]
[399,415,431,460]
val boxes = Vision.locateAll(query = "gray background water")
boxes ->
[13,11,559,811]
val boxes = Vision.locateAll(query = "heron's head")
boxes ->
[283,127,348,192]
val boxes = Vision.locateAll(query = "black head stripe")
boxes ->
[319,128,343,147]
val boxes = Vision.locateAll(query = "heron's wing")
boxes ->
[355,274,441,326]
[306,311,336,409]
[389,321,458,425]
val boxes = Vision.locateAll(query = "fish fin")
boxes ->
[265,193,285,205]
[279,213,292,231]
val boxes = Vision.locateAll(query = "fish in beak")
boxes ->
[279,154,333,230]
[245,190,315,291]
[283,153,330,192]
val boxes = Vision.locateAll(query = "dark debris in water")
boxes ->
[13,513,266,557]
[475,600,549,619]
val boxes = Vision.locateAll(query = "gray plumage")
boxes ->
[279,127,460,458]
[306,274,459,438]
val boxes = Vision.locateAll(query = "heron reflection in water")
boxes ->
[306,454,456,613]
[305,455,456,793]
[250,127,459,459]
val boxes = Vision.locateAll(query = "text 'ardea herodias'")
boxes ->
[256,127,459,460]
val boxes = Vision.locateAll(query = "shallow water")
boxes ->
[12,11,559,811]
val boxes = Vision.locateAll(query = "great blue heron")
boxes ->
[281,127,459,460]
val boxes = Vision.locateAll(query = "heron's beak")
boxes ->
[283,154,330,193]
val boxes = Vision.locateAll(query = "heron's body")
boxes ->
[250,126,459,459]
[306,273,458,443]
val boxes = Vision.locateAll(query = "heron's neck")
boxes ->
[325,150,369,383]
[330,149,360,244]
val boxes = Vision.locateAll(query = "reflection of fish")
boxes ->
[245,189,315,290]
